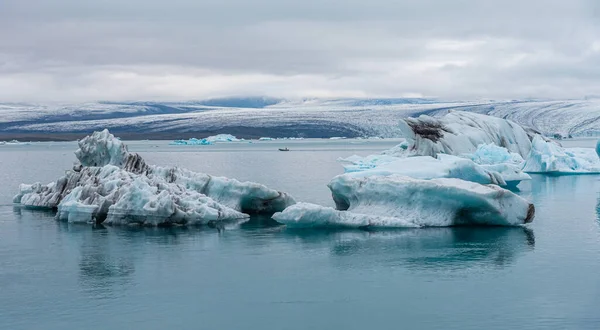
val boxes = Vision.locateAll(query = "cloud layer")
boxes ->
[1,0,598,101]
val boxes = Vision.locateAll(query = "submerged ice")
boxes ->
[14,130,295,225]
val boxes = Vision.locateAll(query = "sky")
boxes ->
[0,0,599,102]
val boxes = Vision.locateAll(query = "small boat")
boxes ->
[278,148,290,151]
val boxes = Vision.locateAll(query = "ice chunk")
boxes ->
[596,139,600,159]
[323,175,534,227]
[170,134,242,145]
[397,111,532,158]
[337,154,400,172]
[272,202,418,229]
[522,135,600,174]
[170,138,213,145]
[339,154,530,188]
[14,130,295,225]
[259,137,274,141]
[465,143,525,166]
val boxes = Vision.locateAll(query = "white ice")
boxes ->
[14,130,295,225]
[274,175,534,228]
[272,202,418,229]
[464,143,525,166]
[522,135,600,174]
[170,134,242,145]
[397,111,532,158]
[338,153,530,188]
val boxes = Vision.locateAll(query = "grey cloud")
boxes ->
[0,0,598,101]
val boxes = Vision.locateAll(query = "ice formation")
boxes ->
[596,139,600,159]
[522,135,600,174]
[14,130,295,225]
[465,143,525,166]
[272,202,418,229]
[171,138,212,145]
[274,175,535,228]
[339,154,530,188]
[397,111,532,158]
[171,134,241,145]
[337,154,400,172]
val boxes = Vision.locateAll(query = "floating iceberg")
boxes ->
[0,140,31,146]
[274,175,534,228]
[170,134,242,145]
[14,130,295,225]
[522,135,600,174]
[397,111,532,158]
[258,137,274,141]
[338,154,530,188]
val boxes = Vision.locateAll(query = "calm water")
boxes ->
[1,139,600,330]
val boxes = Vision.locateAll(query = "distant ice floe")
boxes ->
[14,130,295,225]
[170,134,242,145]
[274,176,534,228]
[0,140,31,146]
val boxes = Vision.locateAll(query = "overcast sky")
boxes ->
[0,0,598,102]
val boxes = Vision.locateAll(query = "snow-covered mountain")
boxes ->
[1,98,599,140]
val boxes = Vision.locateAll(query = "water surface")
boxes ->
[1,139,599,330]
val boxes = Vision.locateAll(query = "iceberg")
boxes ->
[522,135,600,174]
[170,134,242,145]
[397,111,532,158]
[339,154,530,188]
[14,130,295,225]
[259,137,274,141]
[274,175,534,228]
[328,175,534,226]
[170,138,213,145]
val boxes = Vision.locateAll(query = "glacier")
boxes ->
[14,130,295,225]
[273,175,534,228]
[522,135,600,174]
[2,98,600,140]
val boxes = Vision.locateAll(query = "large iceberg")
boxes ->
[522,135,600,174]
[396,111,532,158]
[14,130,295,225]
[274,175,534,228]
